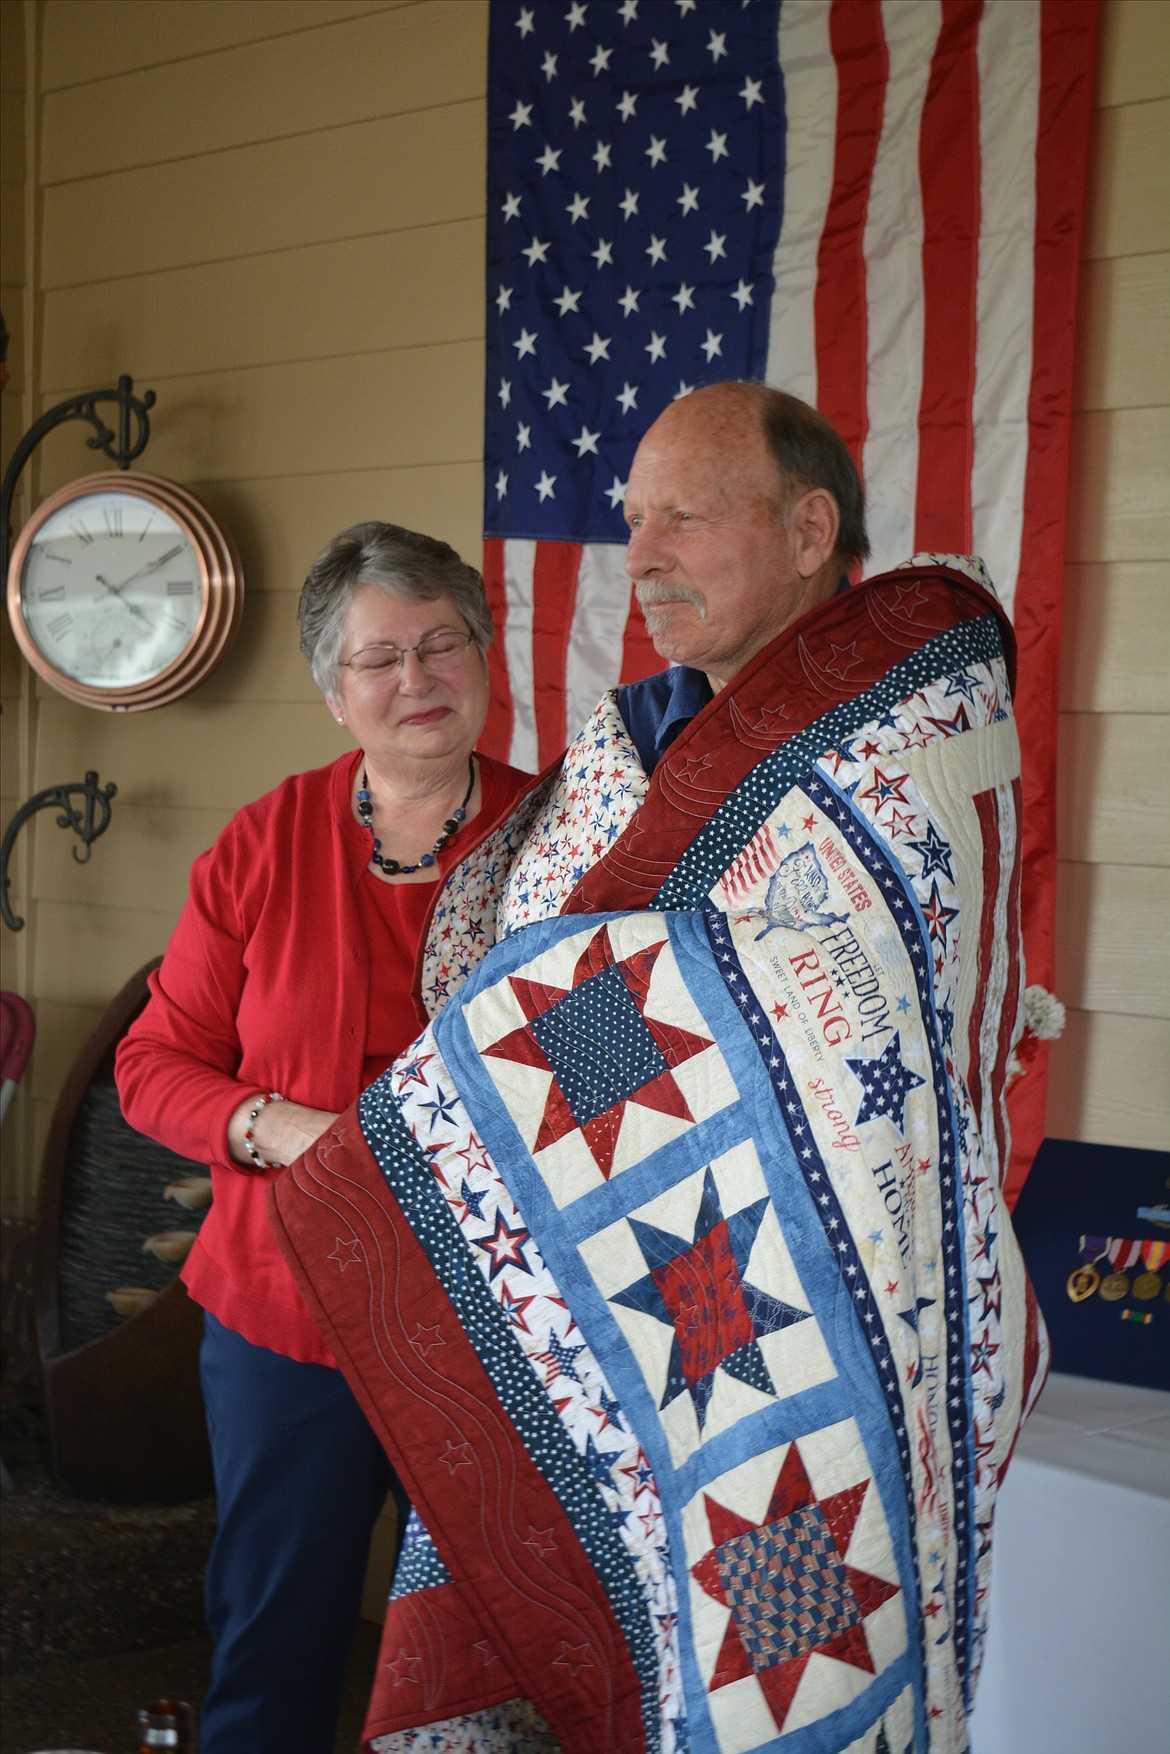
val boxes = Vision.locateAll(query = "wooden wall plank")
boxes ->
[1065,407,1170,564]
[1054,860,1169,1018]
[1095,0,1170,109]
[1046,1009,1170,1149]
[42,3,486,183]
[27,999,105,1104]
[0,62,25,182]
[36,698,352,815]
[1060,562,1170,714]
[183,462,486,599]
[1056,712,1170,865]
[40,100,484,286]
[32,804,238,918]
[41,218,483,384]
[0,169,25,282]
[0,0,25,91]
[1073,252,1170,412]
[33,899,177,1007]
[40,0,396,89]
[1083,98,1170,260]
[35,339,484,493]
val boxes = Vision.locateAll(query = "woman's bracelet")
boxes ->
[242,1091,286,1171]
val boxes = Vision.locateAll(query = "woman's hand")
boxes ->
[227,1095,341,1170]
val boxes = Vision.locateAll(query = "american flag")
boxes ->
[480,0,1098,1192]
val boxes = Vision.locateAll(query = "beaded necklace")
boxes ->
[356,755,475,876]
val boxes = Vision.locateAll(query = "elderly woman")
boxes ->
[116,522,531,1754]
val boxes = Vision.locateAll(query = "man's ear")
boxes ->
[790,488,840,578]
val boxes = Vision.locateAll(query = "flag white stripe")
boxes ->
[766,0,836,403]
[863,0,940,578]
[502,538,538,772]
[566,543,634,741]
[971,0,1041,620]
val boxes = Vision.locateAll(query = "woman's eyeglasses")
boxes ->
[338,630,477,679]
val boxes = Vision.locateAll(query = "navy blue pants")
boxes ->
[198,1313,404,1754]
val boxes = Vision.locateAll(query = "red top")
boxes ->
[116,750,532,1364]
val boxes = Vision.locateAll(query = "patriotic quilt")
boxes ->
[272,561,1048,1754]
[479,0,1099,1198]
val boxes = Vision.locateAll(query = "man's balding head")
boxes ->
[623,383,867,690]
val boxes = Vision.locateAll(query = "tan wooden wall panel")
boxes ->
[42,2,486,183]
[0,171,25,284]
[41,218,483,386]
[27,999,105,1103]
[1083,98,1170,260]
[0,66,25,183]
[40,0,395,88]
[184,462,485,600]
[34,340,483,497]
[1097,0,1170,108]
[1073,252,1170,412]
[1056,712,1170,865]
[1065,407,1170,564]
[36,698,351,816]
[33,898,178,1008]
[1054,861,1169,1018]
[32,803,239,918]
[1060,562,1170,714]
[198,591,321,708]
[41,99,484,287]
[1046,1009,1170,1149]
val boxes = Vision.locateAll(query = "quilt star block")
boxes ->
[610,1164,811,1432]
[468,917,731,1199]
[685,1423,906,1752]
[582,1142,837,1464]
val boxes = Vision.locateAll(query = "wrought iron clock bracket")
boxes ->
[1,773,117,931]
[1,374,156,583]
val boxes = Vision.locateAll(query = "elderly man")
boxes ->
[273,385,1045,1754]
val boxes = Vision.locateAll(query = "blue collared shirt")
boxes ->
[616,666,713,774]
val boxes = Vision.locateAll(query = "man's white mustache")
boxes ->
[634,580,707,617]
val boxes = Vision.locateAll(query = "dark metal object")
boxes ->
[1,373,156,584]
[1,771,117,931]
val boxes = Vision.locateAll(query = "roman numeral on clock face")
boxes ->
[48,611,74,640]
[166,579,195,595]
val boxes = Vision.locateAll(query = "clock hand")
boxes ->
[94,572,155,629]
[106,542,186,591]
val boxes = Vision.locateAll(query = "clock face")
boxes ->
[18,488,206,689]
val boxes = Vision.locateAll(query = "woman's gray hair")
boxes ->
[298,521,494,695]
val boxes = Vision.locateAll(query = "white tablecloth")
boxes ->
[969,1371,1170,1753]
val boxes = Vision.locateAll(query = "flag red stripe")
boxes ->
[815,0,888,464]
[1005,0,1098,1200]
[618,583,659,685]
[532,540,583,769]
[913,0,982,553]
[482,537,514,759]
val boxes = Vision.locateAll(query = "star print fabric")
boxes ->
[486,0,782,543]
[271,562,1048,1754]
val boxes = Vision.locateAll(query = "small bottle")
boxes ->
[137,1697,195,1752]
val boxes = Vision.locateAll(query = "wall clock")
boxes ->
[6,471,243,711]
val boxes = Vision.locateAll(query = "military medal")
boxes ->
[1099,1237,1141,1302]
[1067,1235,1107,1302]
[1133,1240,1170,1301]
